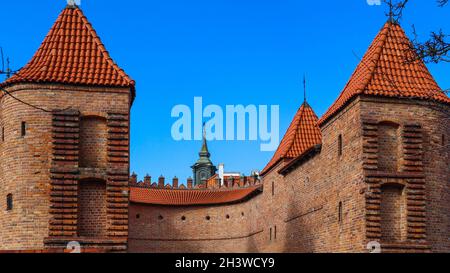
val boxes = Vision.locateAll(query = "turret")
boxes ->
[0,4,134,251]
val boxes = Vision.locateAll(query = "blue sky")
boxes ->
[1,0,449,183]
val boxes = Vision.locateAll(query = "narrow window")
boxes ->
[274,226,277,240]
[380,184,406,241]
[1,127,4,142]
[21,122,26,137]
[6,194,13,211]
[338,134,343,156]
[272,181,275,196]
[269,228,272,241]
[338,201,343,223]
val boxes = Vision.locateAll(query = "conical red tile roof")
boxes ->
[261,102,322,176]
[1,5,135,96]
[319,21,450,125]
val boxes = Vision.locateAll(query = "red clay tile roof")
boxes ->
[261,102,322,176]
[1,6,135,96]
[319,21,450,126]
[130,185,262,206]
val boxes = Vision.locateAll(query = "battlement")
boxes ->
[129,173,261,190]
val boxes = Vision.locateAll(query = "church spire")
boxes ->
[191,123,217,186]
[199,123,210,157]
[303,73,307,104]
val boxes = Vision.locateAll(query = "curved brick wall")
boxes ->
[128,195,269,253]
[0,83,131,251]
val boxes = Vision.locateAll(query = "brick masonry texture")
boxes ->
[0,5,449,253]
[128,96,449,253]
[0,83,131,251]
[77,180,108,237]
[79,117,108,168]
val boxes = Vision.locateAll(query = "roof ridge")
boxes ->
[130,184,261,192]
[261,102,321,176]
[75,8,133,85]
[331,23,391,108]
[283,103,307,158]
[361,22,392,93]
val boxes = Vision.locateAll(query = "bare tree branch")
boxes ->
[438,0,449,8]
[383,0,450,63]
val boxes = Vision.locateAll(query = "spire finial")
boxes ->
[388,0,394,22]
[303,73,307,104]
[386,0,399,24]
[199,122,209,156]
[67,0,80,8]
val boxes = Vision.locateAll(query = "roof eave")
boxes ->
[278,144,322,176]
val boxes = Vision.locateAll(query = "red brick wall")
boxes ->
[377,122,401,172]
[360,97,450,252]
[128,199,266,253]
[79,117,107,168]
[128,98,367,253]
[0,80,447,253]
[77,180,107,237]
[127,178,263,252]
[269,97,367,253]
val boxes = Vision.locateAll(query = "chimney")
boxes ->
[187,177,193,189]
[130,172,137,185]
[144,174,151,187]
[218,163,225,186]
[172,177,179,188]
[201,179,207,189]
[158,176,165,188]
[215,177,221,189]
[240,175,246,187]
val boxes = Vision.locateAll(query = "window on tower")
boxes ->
[6,194,13,211]
[21,122,27,137]
[338,134,343,156]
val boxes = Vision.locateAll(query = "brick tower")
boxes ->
[261,20,450,253]
[317,20,450,252]
[0,4,134,251]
